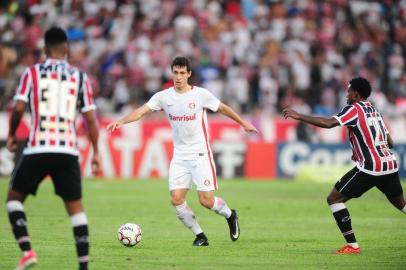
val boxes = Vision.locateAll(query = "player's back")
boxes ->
[350,101,397,175]
[14,59,96,156]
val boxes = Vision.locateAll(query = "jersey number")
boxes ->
[39,78,78,120]
[367,117,385,146]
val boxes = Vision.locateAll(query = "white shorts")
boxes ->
[168,154,218,191]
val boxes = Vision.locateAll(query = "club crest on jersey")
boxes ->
[189,102,195,109]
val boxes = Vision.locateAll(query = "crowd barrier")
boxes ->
[0,113,405,180]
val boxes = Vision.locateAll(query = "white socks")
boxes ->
[175,202,203,235]
[329,203,346,213]
[348,242,359,248]
[70,212,88,227]
[211,197,232,218]
[6,200,24,213]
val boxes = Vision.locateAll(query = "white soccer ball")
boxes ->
[117,223,142,247]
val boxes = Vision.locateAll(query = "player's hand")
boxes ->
[243,122,259,133]
[106,120,124,132]
[91,152,102,176]
[6,136,17,152]
[282,108,300,120]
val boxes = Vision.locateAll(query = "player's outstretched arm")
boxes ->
[282,108,340,129]
[7,100,27,152]
[83,109,102,175]
[106,104,152,132]
[217,103,258,133]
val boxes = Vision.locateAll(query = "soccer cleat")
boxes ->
[192,237,209,246]
[15,250,38,270]
[226,209,240,241]
[334,245,361,255]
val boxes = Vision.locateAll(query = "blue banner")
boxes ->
[277,142,406,179]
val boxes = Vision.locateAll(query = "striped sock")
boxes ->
[7,200,32,252]
[329,203,357,245]
[71,213,89,270]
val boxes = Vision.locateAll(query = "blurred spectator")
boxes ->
[0,0,405,120]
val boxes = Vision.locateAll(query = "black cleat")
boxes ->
[192,234,209,246]
[227,209,240,241]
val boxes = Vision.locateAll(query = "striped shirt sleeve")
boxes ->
[13,68,32,103]
[333,105,358,126]
[79,73,96,113]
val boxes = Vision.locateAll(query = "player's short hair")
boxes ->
[349,77,372,98]
[171,56,192,72]
[45,27,68,47]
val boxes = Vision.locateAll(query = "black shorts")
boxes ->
[335,167,403,198]
[10,153,82,201]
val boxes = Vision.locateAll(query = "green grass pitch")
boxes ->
[0,179,405,270]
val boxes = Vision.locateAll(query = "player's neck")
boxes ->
[174,84,191,94]
[46,53,66,61]
[353,98,367,104]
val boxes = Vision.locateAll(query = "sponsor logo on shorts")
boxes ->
[204,179,210,186]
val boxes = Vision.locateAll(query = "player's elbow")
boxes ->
[13,101,26,115]
[323,119,339,129]
[324,122,335,129]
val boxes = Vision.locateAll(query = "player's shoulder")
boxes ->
[20,63,42,77]
[160,86,176,94]
[24,63,40,71]
[191,85,206,91]
[150,87,173,100]
[336,104,357,116]
[64,62,83,74]
[162,86,174,92]
[341,103,358,111]
[191,85,210,95]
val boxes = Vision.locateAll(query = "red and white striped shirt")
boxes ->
[14,59,96,156]
[334,101,397,175]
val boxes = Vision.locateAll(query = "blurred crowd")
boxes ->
[1,0,406,118]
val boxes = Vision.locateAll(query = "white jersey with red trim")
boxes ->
[146,86,220,159]
[14,59,96,156]
[333,101,397,176]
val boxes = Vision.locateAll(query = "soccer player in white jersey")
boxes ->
[283,77,405,254]
[6,27,100,270]
[107,56,258,246]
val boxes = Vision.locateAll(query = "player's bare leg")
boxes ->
[385,194,406,213]
[170,189,208,246]
[198,191,240,241]
[6,189,38,270]
[64,199,89,270]
[327,188,360,254]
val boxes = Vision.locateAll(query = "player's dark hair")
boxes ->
[44,27,68,47]
[171,56,192,72]
[349,77,371,98]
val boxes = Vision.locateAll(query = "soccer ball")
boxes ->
[117,223,142,247]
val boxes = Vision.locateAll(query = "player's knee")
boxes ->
[64,199,84,216]
[387,195,406,210]
[6,189,25,203]
[199,197,214,209]
[170,197,184,206]
[326,194,336,205]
